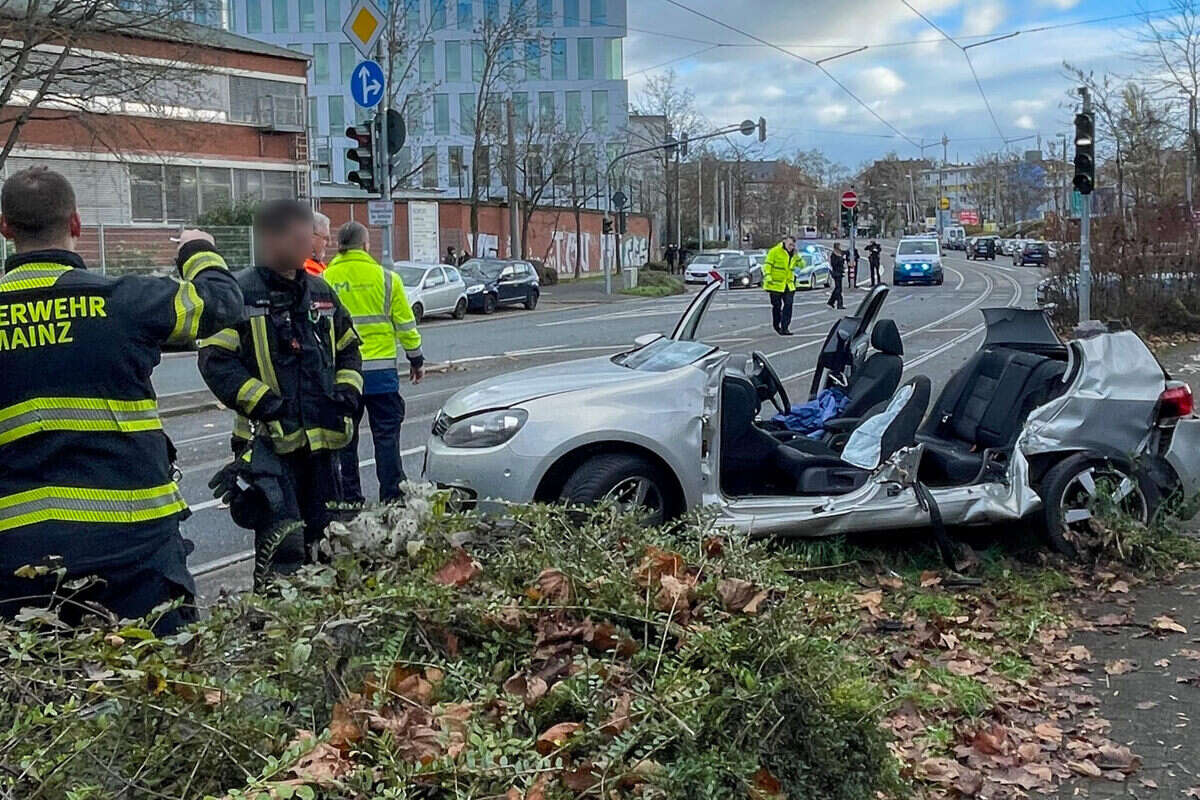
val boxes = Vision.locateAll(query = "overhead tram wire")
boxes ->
[655,0,922,148]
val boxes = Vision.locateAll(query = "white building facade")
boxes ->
[226,0,629,197]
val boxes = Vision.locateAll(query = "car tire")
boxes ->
[1038,453,1160,558]
[935,275,944,285]
[452,298,467,320]
[412,302,424,324]
[561,453,673,526]
[483,293,498,314]
[524,290,539,310]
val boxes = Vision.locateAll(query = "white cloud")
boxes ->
[961,1,1005,37]
[1039,0,1079,8]
[1014,114,1036,130]
[817,104,849,124]
[762,85,786,100]
[858,66,906,96]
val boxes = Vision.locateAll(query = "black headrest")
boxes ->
[871,319,903,356]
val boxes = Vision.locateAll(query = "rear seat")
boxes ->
[917,347,1067,485]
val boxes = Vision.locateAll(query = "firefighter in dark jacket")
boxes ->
[0,166,242,633]
[198,200,362,573]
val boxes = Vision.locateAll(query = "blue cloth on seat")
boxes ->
[771,387,848,436]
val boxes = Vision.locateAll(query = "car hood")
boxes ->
[443,355,643,417]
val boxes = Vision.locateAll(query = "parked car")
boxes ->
[795,244,832,289]
[393,262,468,322]
[1013,241,1050,267]
[966,236,997,261]
[684,253,724,284]
[460,258,540,314]
[892,236,944,285]
[424,280,1200,556]
[714,254,763,288]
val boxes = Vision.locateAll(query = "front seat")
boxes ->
[841,319,903,419]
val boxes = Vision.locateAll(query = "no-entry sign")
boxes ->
[841,190,859,209]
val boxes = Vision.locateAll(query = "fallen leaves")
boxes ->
[535,722,582,756]
[1104,658,1139,675]
[433,548,481,587]
[1150,614,1188,634]
[717,578,769,614]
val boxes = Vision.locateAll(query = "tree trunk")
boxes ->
[574,205,583,279]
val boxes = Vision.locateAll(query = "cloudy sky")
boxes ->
[623,0,1149,169]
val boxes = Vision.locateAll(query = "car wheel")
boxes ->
[561,453,673,526]
[411,302,424,324]
[483,293,498,314]
[1039,453,1160,558]
[452,298,467,320]
[935,275,944,285]
[524,290,539,310]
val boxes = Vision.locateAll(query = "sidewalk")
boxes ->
[540,273,643,305]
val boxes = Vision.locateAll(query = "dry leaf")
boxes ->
[749,767,784,800]
[535,722,582,755]
[433,549,480,587]
[971,723,1009,755]
[1136,700,1158,710]
[1097,743,1141,774]
[655,574,694,611]
[601,693,633,737]
[855,589,884,617]
[1065,644,1092,662]
[947,659,987,677]
[718,578,758,612]
[503,673,548,707]
[1069,759,1103,778]
[702,536,725,557]
[535,568,572,603]
[329,698,364,748]
[1105,658,1138,675]
[633,547,685,587]
[561,761,600,792]
[1034,722,1063,743]
[285,730,354,786]
[1151,615,1188,634]
[1108,580,1130,593]
[919,570,942,588]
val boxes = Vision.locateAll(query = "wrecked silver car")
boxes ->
[424,279,1200,553]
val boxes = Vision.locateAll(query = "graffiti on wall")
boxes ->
[545,230,595,275]
[600,235,649,271]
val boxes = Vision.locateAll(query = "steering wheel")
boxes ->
[751,351,791,415]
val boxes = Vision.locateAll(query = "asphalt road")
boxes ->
[160,245,1045,597]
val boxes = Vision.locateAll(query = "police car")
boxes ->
[892,235,944,286]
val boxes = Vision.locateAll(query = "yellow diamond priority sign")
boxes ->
[343,0,385,59]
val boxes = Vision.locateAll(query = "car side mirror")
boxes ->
[633,333,663,349]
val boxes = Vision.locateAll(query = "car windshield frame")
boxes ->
[613,337,717,372]
[394,265,427,287]
[461,259,505,280]
[717,256,748,270]
[897,241,939,256]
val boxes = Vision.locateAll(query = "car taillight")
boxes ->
[1159,382,1194,419]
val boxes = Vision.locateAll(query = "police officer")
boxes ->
[0,166,242,632]
[763,235,800,335]
[324,222,424,505]
[198,200,361,572]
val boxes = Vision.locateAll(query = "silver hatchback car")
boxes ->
[425,280,1200,551]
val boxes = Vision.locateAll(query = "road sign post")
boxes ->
[842,190,858,286]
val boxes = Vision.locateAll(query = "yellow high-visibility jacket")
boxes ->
[763,242,800,293]
[323,249,424,372]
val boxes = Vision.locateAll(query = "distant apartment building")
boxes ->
[227,0,630,198]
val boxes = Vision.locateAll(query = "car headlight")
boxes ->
[441,409,528,448]
[466,284,485,294]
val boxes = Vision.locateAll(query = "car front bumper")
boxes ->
[465,291,493,310]
[893,269,942,284]
[423,434,544,513]
[684,272,710,284]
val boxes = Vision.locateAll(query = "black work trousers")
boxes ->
[870,260,882,285]
[768,289,795,332]
[258,449,339,572]
[339,391,407,505]
[828,276,844,309]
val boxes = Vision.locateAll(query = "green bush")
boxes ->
[621,271,685,297]
[0,502,896,800]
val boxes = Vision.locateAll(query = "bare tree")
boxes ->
[381,1,438,191]
[0,0,223,170]
[1136,0,1200,167]
[511,114,589,260]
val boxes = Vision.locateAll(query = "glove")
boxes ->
[254,391,286,422]
[333,388,360,417]
[208,461,244,506]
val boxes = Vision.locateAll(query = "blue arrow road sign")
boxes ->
[350,59,385,109]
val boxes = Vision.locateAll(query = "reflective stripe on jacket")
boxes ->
[0,246,242,573]
[763,242,800,293]
[197,266,363,455]
[323,249,424,370]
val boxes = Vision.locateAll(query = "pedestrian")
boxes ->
[304,211,331,276]
[664,243,676,274]
[865,239,883,286]
[444,246,458,266]
[828,243,846,310]
[324,221,424,506]
[0,166,242,633]
[198,200,362,575]
[763,235,800,335]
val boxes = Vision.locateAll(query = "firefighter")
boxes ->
[0,166,242,633]
[324,221,424,505]
[198,200,362,574]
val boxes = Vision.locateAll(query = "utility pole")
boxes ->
[675,147,681,248]
[1188,94,1196,214]
[505,98,520,258]
[938,133,948,239]
[376,39,393,267]
[1079,87,1093,324]
[697,158,703,253]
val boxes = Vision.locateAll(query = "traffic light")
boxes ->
[602,217,614,235]
[1073,111,1095,195]
[618,211,627,235]
[345,124,377,194]
[840,205,856,234]
[758,116,767,143]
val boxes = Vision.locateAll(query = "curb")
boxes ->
[159,390,223,419]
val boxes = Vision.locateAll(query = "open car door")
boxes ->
[808,284,889,399]
[670,276,725,342]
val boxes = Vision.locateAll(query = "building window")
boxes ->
[577,38,593,79]
[299,0,315,31]
[422,146,439,188]
[431,0,446,29]
[445,40,462,81]
[538,91,554,128]
[459,93,475,135]
[325,0,340,31]
[328,94,344,134]
[317,143,331,182]
[484,0,499,25]
[199,167,232,214]
[340,42,355,85]
[307,96,318,129]
[472,42,484,81]
[511,0,531,27]
[604,38,622,79]
[449,145,464,188]
[229,0,238,30]
[165,166,199,222]
[551,38,566,79]
[591,89,607,130]
[589,0,605,24]
[524,39,541,79]
[406,95,424,137]
[457,0,472,29]
[395,147,412,187]
[563,0,578,26]
[537,0,552,26]
[271,0,288,31]
[246,0,262,31]
[313,43,329,83]
[130,165,164,222]
[476,145,490,188]
[512,91,528,132]
[433,93,450,135]
[565,90,581,132]
[500,42,516,79]
[405,0,420,30]
[419,41,435,82]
